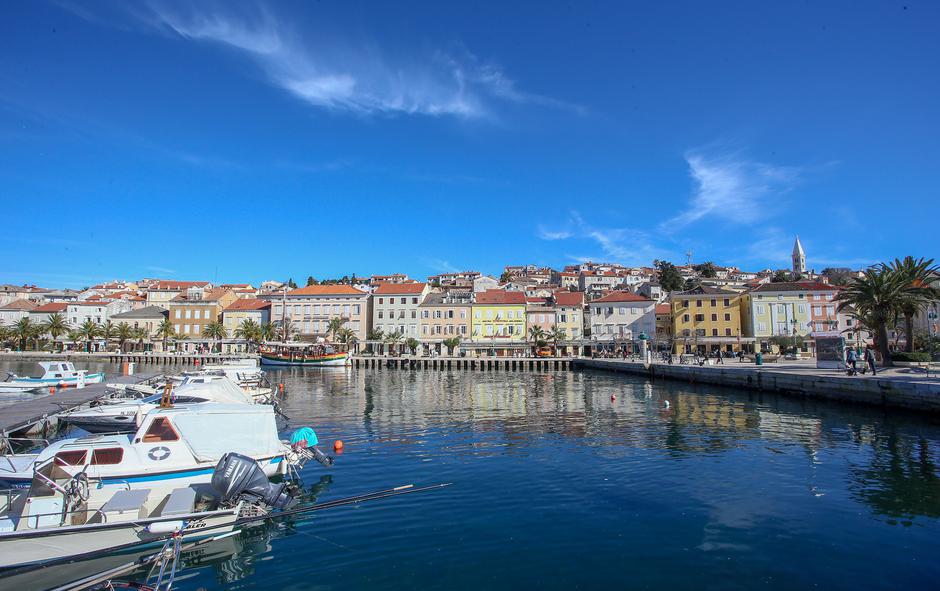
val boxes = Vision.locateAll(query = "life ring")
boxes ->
[148,446,171,461]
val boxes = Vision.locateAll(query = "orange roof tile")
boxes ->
[224,298,271,311]
[373,283,427,295]
[593,291,652,303]
[287,285,367,296]
[30,302,67,313]
[554,291,585,306]
[475,290,526,305]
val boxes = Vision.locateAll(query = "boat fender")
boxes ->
[290,426,318,447]
[147,520,185,534]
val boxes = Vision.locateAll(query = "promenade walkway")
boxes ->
[575,358,940,413]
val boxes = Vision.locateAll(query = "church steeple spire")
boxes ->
[792,236,806,275]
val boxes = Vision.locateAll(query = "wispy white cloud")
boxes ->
[145,266,177,275]
[538,211,678,266]
[421,257,459,274]
[131,2,572,119]
[663,151,800,231]
[536,226,572,240]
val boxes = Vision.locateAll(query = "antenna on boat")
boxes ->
[159,382,174,409]
[281,279,288,343]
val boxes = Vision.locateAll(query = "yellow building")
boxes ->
[168,287,238,340]
[671,285,745,355]
[471,290,527,343]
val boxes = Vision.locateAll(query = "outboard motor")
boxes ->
[211,453,296,510]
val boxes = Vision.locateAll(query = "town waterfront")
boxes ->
[1,361,940,590]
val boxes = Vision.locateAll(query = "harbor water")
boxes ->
[2,360,940,590]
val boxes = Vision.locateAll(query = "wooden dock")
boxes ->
[106,354,252,366]
[0,373,156,440]
[352,356,572,371]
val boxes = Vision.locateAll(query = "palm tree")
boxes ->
[155,319,175,352]
[116,322,134,353]
[548,324,566,344]
[41,313,70,353]
[130,326,148,352]
[67,328,84,352]
[528,326,547,354]
[886,257,940,353]
[235,319,261,351]
[77,319,101,352]
[259,322,276,343]
[202,320,228,353]
[13,317,35,351]
[99,320,117,348]
[837,265,905,366]
[384,329,404,356]
[0,323,9,348]
[404,336,420,355]
[274,320,297,343]
[327,317,346,342]
[442,336,461,356]
[366,328,384,354]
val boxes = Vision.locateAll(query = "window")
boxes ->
[411,310,416,319]
[378,298,384,305]
[353,304,360,315]
[725,328,732,336]
[185,310,191,319]
[54,450,88,466]
[798,305,805,314]
[757,305,765,315]
[460,310,466,319]
[682,300,689,308]
[694,314,704,322]
[412,297,418,305]
[758,322,767,332]
[143,418,179,443]
[194,310,201,320]
[711,314,717,321]
[631,308,638,315]
[304,305,311,315]
[400,297,406,305]
[460,325,467,335]
[332,304,340,314]
[343,304,350,316]
[422,325,428,335]
[619,307,626,315]
[422,310,429,318]
[175,310,181,319]
[314,304,321,314]
[91,448,124,465]
[724,313,731,321]
[696,300,702,307]
[724,299,731,306]
[712,329,719,336]
[378,311,383,319]
[683,314,690,322]
[710,299,717,307]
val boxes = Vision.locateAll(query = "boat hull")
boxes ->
[260,352,349,367]
[0,507,238,569]
[5,372,106,389]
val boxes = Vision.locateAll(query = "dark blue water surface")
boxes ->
[2,361,940,590]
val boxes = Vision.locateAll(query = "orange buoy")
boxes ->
[278,383,285,393]
[333,440,344,452]
[49,387,56,395]
[610,394,616,401]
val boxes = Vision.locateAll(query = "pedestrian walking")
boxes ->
[864,345,877,376]
[846,347,857,373]
[716,349,723,364]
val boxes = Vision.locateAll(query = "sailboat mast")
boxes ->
[281,280,287,343]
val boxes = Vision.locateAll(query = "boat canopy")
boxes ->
[173,377,251,405]
[166,404,283,463]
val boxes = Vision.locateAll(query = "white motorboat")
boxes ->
[0,361,104,393]
[62,377,257,434]
[0,403,330,492]
[0,452,295,570]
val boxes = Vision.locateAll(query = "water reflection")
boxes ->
[1,362,938,590]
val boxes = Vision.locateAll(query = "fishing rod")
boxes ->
[49,482,452,591]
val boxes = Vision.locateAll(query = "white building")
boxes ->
[371,283,430,338]
[473,275,499,293]
[589,291,656,342]
[0,299,36,326]
[66,300,134,326]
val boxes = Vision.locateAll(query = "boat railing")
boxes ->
[0,436,50,457]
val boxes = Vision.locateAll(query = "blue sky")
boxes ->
[1,1,937,288]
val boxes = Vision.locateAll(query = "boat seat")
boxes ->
[99,489,150,522]
[161,487,196,517]
[0,516,16,533]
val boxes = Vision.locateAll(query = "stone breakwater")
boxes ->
[574,359,940,413]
